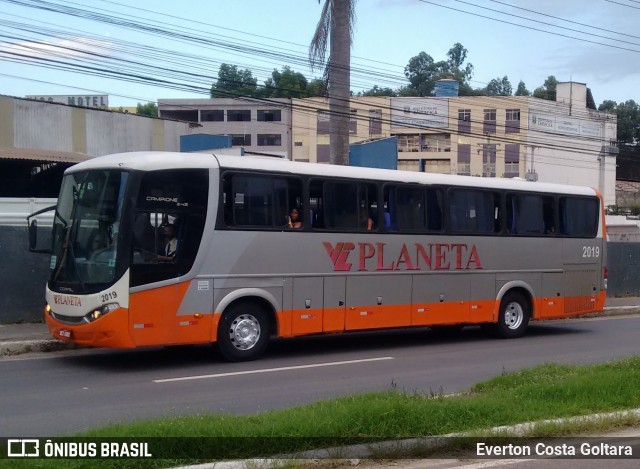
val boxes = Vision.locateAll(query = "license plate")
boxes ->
[58,329,72,339]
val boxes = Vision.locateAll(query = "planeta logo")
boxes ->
[323,241,482,272]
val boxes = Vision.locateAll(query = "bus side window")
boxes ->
[308,180,325,229]
[130,169,208,287]
[382,184,396,231]
[507,194,554,236]
[222,173,302,229]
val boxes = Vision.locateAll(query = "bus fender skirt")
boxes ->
[494,281,535,320]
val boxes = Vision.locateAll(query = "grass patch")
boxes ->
[4,356,640,468]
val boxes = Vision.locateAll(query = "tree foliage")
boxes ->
[533,75,558,101]
[515,80,530,96]
[210,64,258,98]
[263,66,310,98]
[404,43,474,97]
[485,76,513,96]
[136,102,158,117]
[356,85,396,97]
[599,100,640,144]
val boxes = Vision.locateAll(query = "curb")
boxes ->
[0,339,80,357]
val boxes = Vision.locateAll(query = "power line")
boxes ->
[0,0,620,168]
[418,0,640,53]
[605,0,640,9]
[488,0,640,40]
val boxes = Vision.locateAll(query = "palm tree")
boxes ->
[309,0,356,165]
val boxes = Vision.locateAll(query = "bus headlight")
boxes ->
[84,303,120,323]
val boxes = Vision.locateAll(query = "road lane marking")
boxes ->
[153,356,394,383]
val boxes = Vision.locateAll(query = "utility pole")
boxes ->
[525,144,539,181]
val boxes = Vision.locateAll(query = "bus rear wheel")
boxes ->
[485,292,530,339]
[217,302,269,362]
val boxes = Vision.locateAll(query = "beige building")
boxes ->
[156,83,617,206]
[158,98,292,157]
[291,83,617,205]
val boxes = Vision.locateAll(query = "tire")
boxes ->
[217,302,270,362]
[493,291,530,339]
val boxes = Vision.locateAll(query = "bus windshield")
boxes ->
[49,169,130,294]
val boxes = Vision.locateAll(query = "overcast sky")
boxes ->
[0,0,637,107]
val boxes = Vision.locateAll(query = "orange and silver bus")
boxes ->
[33,151,607,361]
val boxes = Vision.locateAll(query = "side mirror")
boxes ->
[27,205,56,254]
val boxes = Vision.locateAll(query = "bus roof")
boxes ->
[68,151,597,197]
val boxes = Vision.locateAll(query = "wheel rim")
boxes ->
[229,314,261,350]
[504,302,524,330]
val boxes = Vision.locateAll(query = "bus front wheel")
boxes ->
[217,302,270,362]
[488,292,530,339]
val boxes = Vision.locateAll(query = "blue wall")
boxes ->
[349,137,398,169]
[180,134,232,152]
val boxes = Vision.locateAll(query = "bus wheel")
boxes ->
[217,302,269,362]
[494,292,530,339]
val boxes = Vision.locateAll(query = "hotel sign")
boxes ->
[26,94,109,108]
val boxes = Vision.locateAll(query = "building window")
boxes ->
[317,110,330,134]
[424,159,451,174]
[483,108,496,134]
[506,109,520,121]
[227,110,251,122]
[506,108,520,133]
[257,134,282,146]
[458,109,471,121]
[458,109,471,133]
[396,134,420,152]
[457,144,471,176]
[484,109,497,121]
[294,141,303,147]
[257,110,281,122]
[369,109,382,135]
[201,110,224,122]
[231,134,251,146]
[504,143,520,177]
[397,160,419,172]
[422,133,451,152]
[349,109,357,134]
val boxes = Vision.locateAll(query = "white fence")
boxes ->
[0,197,56,227]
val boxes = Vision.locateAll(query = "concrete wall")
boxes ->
[0,225,51,323]
[607,242,640,297]
[0,95,194,155]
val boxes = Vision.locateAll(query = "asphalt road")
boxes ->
[1,314,640,437]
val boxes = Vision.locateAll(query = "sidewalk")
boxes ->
[1,297,639,357]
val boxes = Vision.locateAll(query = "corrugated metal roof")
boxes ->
[0,147,90,163]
